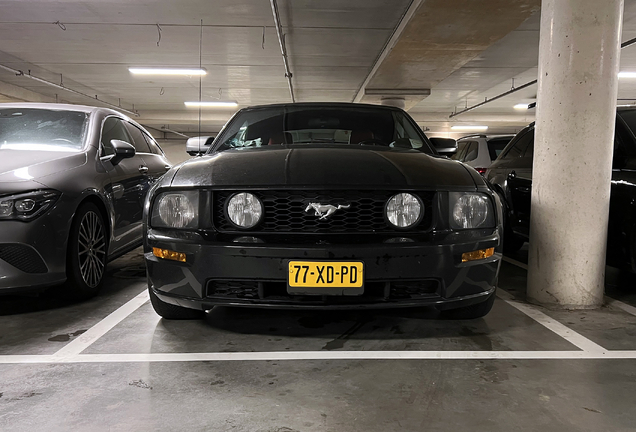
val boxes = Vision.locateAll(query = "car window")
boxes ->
[0,108,88,151]
[499,129,533,160]
[616,112,636,155]
[142,132,165,155]
[617,110,636,141]
[101,117,132,156]
[521,131,535,158]
[463,141,478,162]
[614,117,636,166]
[124,122,152,154]
[451,141,469,160]
[392,112,426,150]
[487,138,511,161]
[214,106,434,154]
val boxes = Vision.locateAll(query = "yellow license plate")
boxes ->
[288,261,364,288]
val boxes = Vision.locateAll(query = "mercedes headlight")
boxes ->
[226,192,263,229]
[0,190,60,221]
[450,192,495,229]
[151,191,199,229]
[385,193,423,228]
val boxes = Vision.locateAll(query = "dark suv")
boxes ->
[486,107,636,272]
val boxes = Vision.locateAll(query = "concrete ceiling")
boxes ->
[0,0,635,139]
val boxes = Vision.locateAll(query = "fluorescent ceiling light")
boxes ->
[451,125,488,131]
[184,101,238,108]
[129,67,207,76]
[514,103,530,110]
[619,71,636,78]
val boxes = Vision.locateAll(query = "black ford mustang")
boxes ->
[143,103,503,319]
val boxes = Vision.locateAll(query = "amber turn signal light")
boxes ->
[152,247,186,263]
[461,247,495,263]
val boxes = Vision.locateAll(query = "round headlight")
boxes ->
[226,192,263,229]
[452,194,489,229]
[386,193,422,228]
[157,193,197,228]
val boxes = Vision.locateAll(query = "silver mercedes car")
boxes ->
[0,103,171,298]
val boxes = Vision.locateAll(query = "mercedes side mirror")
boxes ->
[110,139,136,165]
[186,136,215,156]
[429,137,458,157]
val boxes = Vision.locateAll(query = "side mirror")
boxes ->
[429,137,458,157]
[110,139,136,165]
[186,136,215,156]
[389,138,413,149]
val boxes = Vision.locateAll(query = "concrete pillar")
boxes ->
[527,0,624,308]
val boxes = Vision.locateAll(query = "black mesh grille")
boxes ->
[206,279,439,303]
[207,280,260,299]
[0,244,48,274]
[389,280,439,299]
[213,190,435,233]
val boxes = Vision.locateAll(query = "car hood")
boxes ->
[170,146,477,189]
[0,149,87,184]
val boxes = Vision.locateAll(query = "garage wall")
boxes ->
[157,139,193,165]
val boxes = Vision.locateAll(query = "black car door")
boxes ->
[123,122,171,185]
[100,117,147,252]
[608,113,636,269]
[485,127,534,238]
[507,131,534,238]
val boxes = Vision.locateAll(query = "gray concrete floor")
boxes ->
[1,246,636,431]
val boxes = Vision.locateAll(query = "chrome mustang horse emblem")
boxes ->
[305,203,351,220]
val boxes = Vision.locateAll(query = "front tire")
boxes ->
[64,203,108,300]
[440,292,496,319]
[149,286,205,320]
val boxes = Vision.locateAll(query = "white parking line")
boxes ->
[502,256,528,270]
[501,254,636,319]
[502,299,607,353]
[0,350,627,364]
[605,297,636,317]
[1,255,621,365]
[52,289,149,359]
[496,287,608,352]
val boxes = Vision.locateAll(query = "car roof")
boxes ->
[457,134,515,141]
[242,102,406,112]
[521,107,636,129]
[0,102,134,119]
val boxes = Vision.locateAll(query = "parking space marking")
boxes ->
[52,289,149,359]
[502,256,528,270]
[496,289,515,301]
[502,254,636,319]
[0,259,622,364]
[605,297,636,317]
[0,350,629,363]
[503,299,607,353]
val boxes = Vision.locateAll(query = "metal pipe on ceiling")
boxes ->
[161,127,190,138]
[621,37,636,48]
[448,80,537,118]
[269,0,295,103]
[143,125,190,139]
[450,38,636,119]
[0,63,139,117]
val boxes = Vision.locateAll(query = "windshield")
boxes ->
[487,137,512,161]
[0,108,88,152]
[214,106,433,153]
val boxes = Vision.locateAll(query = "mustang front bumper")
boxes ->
[145,228,502,311]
